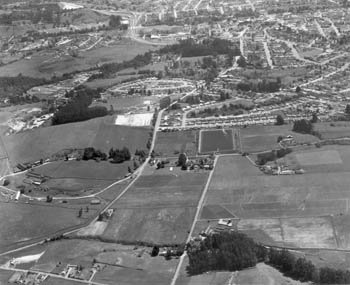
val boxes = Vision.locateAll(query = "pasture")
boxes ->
[0,200,98,252]
[199,129,235,153]
[102,169,209,245]
[3,117,149,166]
[200,146,350,249]
[155,130,198,157]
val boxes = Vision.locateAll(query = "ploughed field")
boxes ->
[198,145,350,250]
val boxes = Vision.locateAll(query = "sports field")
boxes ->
[102,167,209,245]
[199,129,236,153]
[3,117,149,166]
[200,145,350,249]
[155,130,198,157]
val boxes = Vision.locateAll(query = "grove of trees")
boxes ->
[52,87,108,125]
[186,231,350,284]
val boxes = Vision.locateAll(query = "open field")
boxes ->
[199,129,235,153]
[91,95,160,111]
[115,113,153,127]
[240,124,319,152]
[0,239,179,285]
[200,147,350,249]
[315,121,350,139]
[0,39,158,78]
[155,130,198,157]
[0,200,99,252]
[7,160,132,197]
[3,116,149,166]
[102,167,209,245]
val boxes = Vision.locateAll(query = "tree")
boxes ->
[237,55,246,68]
[151,246,159,257]
[78,208,83,218]
[292,119,313,134]
[295,86,301,93]
[3,179,9,186]
[109,15,121,28]
[275,114,285,125]
[345,104,350,115]
[311,113,318,123]
[177,153,187,167]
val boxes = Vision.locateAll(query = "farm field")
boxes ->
[199,129,236,153]
[3,116,149,166]
[200,146,350,249]
[240,124,319,152]
[155,130,198,157]
[101,166,209,245]
[0,239,179,285]
[0,200,99,253]
[0,39,157,78]
[314,121,350,139]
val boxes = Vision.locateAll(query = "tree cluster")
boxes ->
[109,147,131,163]
[256,148,292,165]
[292,119,313,134]
[82,147,107,161]
[237,79,281,93]
[52,87,108,125]
[159,38,240,58]
[186,231,265,275]
[187,231,350,284]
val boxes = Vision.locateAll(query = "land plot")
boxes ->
[3,117,149,166]
[155,130,197,157]
[115,173,208,207]
[315,121,350,139]
[296,149,342,165]
[0,201,95,252]
[199,129,235,153]
[240,124,318,152]
[282,217,336,248]
[104,172,208,245]
[102,207,196,245]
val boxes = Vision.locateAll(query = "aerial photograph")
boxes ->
[1,0,350,284]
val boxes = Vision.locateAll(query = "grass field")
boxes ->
[315,121,350,139]
[3,116,149,166]
[155,130,198,157]
[101,166,209,245]
[240,124,319,152]
[199,129,235,153]
[0,200,99,252]
[200,146,350,249]
[0,39,157,78]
